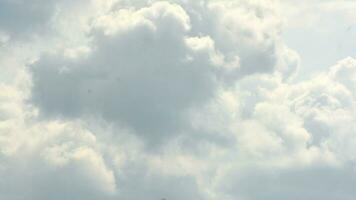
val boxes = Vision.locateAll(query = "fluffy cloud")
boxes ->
[0,84,115,199]
[1,0,356,200]
[29,0,297,146]
[31,2,219,145]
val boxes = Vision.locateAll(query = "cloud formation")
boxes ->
[1,0,356,200]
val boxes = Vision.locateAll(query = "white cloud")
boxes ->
[1,0,356,200]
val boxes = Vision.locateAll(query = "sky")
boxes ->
[281,0,356,79]
[0,0,356,200]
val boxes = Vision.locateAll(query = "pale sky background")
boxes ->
[281,0,356,79]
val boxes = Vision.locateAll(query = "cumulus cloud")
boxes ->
[31,2,218,145]
[1,0,356,200]
[29,0,298,146]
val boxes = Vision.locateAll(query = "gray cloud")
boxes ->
[0,0,58,39]
[219,164,356,200]
[30,2,221,145]
[1,0,356,200]
[29,1,295,146]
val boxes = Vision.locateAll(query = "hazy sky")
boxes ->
[281,0,356,79]
[1,0,356,200]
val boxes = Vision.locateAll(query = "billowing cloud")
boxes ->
[29,0,297,146]
[1,0,356,200]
